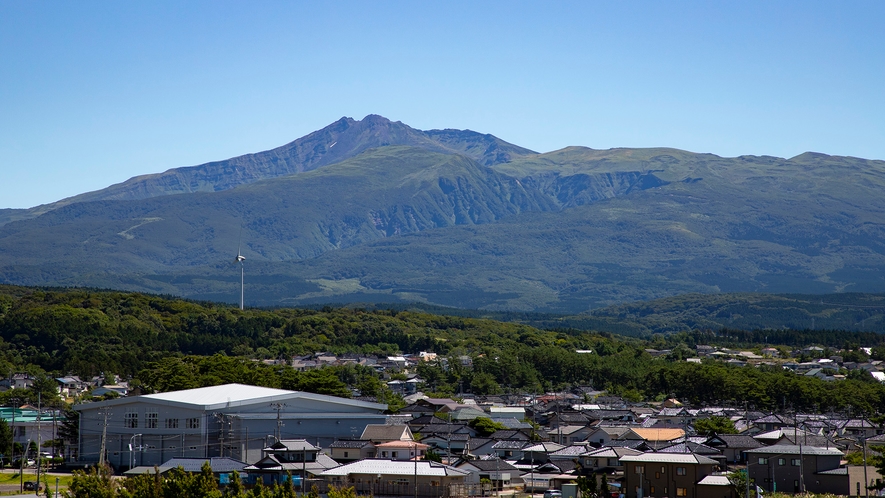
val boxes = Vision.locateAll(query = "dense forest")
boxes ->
[2,285,885,414]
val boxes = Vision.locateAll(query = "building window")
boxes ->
[635,465,645,474]
[344,451,349,458]
[186,418,200,429]
[165,418,179,429]
[650,487,655,494]
[778,458,786,466]
[392,451,398,459]
[676,488,687,497]
[758,457,768,465]
[655,472,660,479]
[125,411,138,429]
[145,411,158,429]
[676,467,686,476]
[791,459,800,466]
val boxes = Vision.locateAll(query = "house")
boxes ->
[619,428,686,446]
[328,439,376,462]
[375,441,427,461]
[454,457,519,489]
[360,424,414,444]
[703,434,762,463]
[56,376,90,397]
[579,446,642,473]
[74,383,388,469]
[620,453,721,498]
[587,426,632,447]
[746,445,845,495]
[125,456,249,478]
[550,425,595,445]
[243,439,339,486]
[319,459,470,497]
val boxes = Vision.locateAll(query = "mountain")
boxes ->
[2,115,885,313]
[0,115,536,226]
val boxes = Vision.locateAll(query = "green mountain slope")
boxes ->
[0,115,536,225]
[2,117,885,313]
[0,146,552,275]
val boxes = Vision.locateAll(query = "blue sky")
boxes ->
[1,1,883,208]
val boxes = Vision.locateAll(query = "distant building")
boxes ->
[74,383,387,469]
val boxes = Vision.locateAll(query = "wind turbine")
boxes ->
[235,234,246,310]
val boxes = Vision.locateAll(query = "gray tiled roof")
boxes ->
[747,445,842,456]
[159,457,248,473]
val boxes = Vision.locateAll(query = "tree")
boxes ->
[0,419,12,466]
[694,416,737,435]
[327,486,358,498]
[468,417,508,437]
[64,463,117,498]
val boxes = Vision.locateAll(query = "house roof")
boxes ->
[622,428,685,442]
[655,442,721,455]
[330,440,374,449]
[747,445,843,456]
[584,447,642,458]
[157,457,248,473]
[620,453,718,465]
[361,424,413,441]
[376,441,428,449]
[697,475,732,486]
[457,458,519,472]
[267,439,320,452]
[320,459,469,477]
[704,435,762,449]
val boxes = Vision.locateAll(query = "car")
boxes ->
[543,490,562,498]
[24,481,40,491]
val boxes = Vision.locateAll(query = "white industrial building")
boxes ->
[74,383,388,470]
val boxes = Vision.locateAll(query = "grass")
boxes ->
[0,469,74,495]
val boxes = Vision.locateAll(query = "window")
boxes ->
[676,467,686,476]
[635,465,645,474]
[145,411,158,429]
[650,487,655,494]
[344,451,349,458]
[125,411,138,429]
[791,459,800,466]
[165,418,179,429]
[778,458,786,466]
[186,418,200,429]
[676,488,687,497]
[189,446,197,450]
[758,457,768,465]
[655,472,660,479]
[392,451,398,458]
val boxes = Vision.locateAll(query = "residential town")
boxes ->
[3,344,885,497]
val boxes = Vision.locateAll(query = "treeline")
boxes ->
[3,286,885,414]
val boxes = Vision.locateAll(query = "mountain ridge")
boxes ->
[0,115,536,225]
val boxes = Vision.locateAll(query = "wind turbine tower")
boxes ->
[235,244,246,310]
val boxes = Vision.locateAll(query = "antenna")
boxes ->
[235,229,246,310]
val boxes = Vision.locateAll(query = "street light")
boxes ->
[129,434,143,470]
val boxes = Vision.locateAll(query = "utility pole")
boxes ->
[98,407,111,467]
[36,392,41,496]
[269,403,287,441]
[414,440,418,498]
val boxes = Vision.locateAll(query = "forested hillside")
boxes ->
[3,286,885,414]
